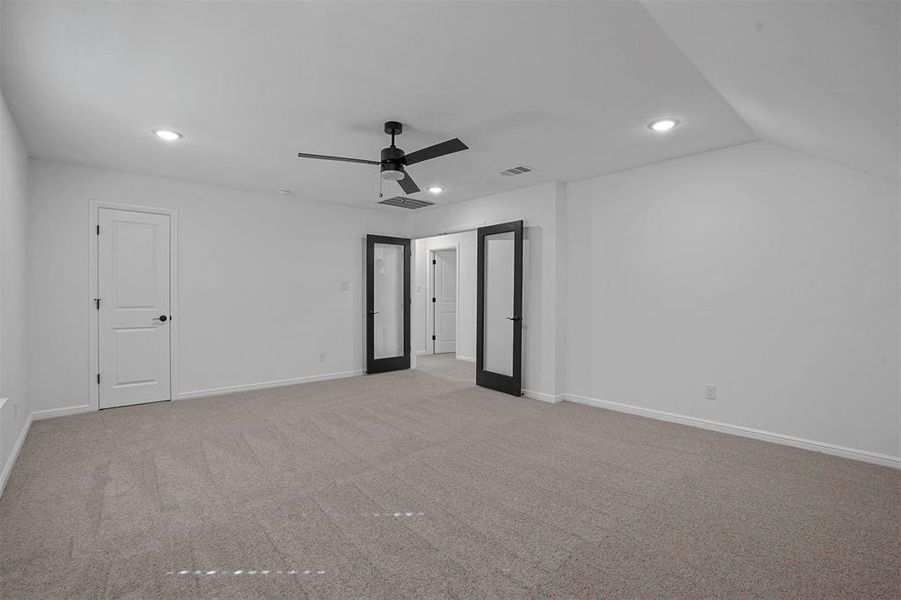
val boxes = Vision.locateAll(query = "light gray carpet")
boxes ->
[415,353,474,383]
[1,356,899,599]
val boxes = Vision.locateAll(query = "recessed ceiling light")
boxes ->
[648,118,678,133]
[427,186,444,194]
[278,189,292,195]
[153,129,182,141]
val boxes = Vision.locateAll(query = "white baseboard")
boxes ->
[524,389,563,403]
[1,411,32,498]
[455,355,476,363]
[178,369,364,400]
[32,404,93,420]
[564,393,901,470]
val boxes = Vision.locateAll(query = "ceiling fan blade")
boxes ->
[297,152,379,165]
[403,138,468,166]
[398,171,420,194]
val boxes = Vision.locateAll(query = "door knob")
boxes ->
[368,311,379,316]
[158,315,168,322]
[506,316,522,322]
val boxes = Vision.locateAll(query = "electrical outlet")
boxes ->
[319,353,326,363]
[705,384,716,400]
[339,281,350,291]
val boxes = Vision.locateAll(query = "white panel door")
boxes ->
[99,208,171,409]
[432,249,457,354]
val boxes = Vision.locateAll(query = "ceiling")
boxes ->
[643,0,900,183]
[0,1,896,212]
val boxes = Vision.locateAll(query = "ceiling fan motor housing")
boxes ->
[380,145,406,180]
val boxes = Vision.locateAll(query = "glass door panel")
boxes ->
[483,231,515,376]
[373,243,405,359]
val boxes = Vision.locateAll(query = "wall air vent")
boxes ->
[377,196,434,209]
[498,165,533,177]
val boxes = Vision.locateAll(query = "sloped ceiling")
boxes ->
[0,0,755,208]
[0,0,897,213]
[643,0,900,183]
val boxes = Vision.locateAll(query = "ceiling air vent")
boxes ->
[498,165,533,177]
[378,196,434,209]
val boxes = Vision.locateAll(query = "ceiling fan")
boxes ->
[297,121,468,195]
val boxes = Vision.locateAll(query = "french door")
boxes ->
[366,235,411,373]
[476,220,523,396]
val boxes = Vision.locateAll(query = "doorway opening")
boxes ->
[365,221,523,396]
[411,232,473,383]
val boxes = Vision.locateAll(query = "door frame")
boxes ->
[88,201,179,411]
[476,220,523,396]
[366,234,411,374]
[426,244,461,356]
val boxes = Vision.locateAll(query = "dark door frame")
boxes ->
[476,220,523,396]
[366,234,411,374]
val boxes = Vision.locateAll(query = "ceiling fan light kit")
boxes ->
[297,120,468,197]
[380,168,405,181]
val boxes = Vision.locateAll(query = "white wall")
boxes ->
[26,159,404,414]
[412,231,476,360]
[409,181,566,401]
[14,138,900,467]
[565,141,900,458]
[0,89,30,487]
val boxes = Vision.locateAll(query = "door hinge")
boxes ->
[432,297,436,303]
[94,298,101,309]
[432,259,436,265]
[96,373,101,384]
[432,335,436,341]
[96,225,100,235]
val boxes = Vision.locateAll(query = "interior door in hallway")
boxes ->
[98,208,172,409]
[432,249,457,354]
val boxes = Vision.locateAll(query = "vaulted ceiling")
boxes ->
[643,0,899,183]
[0,1,896,211]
